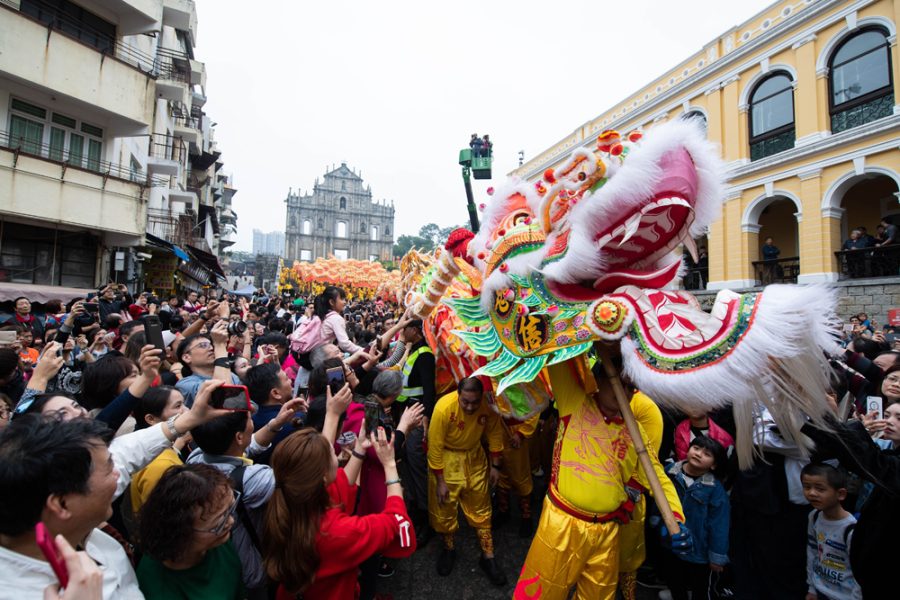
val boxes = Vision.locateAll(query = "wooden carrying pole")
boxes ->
[596,344,681,535]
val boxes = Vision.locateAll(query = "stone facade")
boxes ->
[284,163,395,263]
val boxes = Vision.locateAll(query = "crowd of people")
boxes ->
[0,282,898,599]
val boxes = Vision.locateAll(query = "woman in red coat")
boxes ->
[263,426,415,600]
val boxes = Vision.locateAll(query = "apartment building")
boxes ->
[513,0,900,321]
[0,0,236,295]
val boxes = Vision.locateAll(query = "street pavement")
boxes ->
[376,475,661,599]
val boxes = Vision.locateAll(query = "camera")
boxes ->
[227,320,248,336]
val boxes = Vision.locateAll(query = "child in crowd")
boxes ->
[801,463,861,600]
[673,407,734,461]
[661,436,730,600]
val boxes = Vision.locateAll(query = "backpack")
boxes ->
[289,315,323,354]
[289,316,324,370]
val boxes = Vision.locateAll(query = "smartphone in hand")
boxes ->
[326,366,345,394]
[35,522,68,588]
[210,384,252,411]
[142,315,167,354]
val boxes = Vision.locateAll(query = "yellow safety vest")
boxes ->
[396,345,434,402]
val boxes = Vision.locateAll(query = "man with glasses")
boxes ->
[0,416,141,598]
[174,322,242,407]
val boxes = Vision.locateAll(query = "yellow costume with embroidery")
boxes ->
[514,360,683,600]
[427,391,504,543]
[499,411,539,497]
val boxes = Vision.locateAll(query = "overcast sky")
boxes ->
[196,0,775,252]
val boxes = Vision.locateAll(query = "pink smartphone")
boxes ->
[35,522,68,588]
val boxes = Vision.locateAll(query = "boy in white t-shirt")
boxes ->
[801,463,861,600]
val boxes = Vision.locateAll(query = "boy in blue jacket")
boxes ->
[661,435,730,600]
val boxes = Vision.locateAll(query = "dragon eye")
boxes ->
[577,172,586,181]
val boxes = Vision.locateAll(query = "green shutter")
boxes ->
[49,127,66,161]
[68,134,84,167]
[9,115,43,154]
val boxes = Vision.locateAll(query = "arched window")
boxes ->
[680,110,707,134]
[318,218,324,230]
[302,219,311,235]
[829,27,893,133]
[371,225,378,241]
[384,226,391,237]
[360,222,367,233]
[336,221,347,238]
[749,72,795,161]
[289,215,297,227]
[339,197,347,210]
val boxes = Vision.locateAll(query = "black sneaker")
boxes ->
[436,548,456,576]
[377,561,394,578]
[518,517,533,538]
[479,556,508,587]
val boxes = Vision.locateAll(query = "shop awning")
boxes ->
[145,232,190,262]
[0,282,94,303]
[186,244,226,279]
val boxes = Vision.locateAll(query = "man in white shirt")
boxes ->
[0,417,144,599]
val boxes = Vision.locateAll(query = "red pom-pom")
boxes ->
[543,168,557,184]
[610,143,624,156]
[478,203,486,211]
[444,228,475,264]
[627,131,643,143]
[499,263,509,273]
[487,187,494,196]
[498,228,506,237]
[476,252,486,260]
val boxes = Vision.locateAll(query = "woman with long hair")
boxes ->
[263,427,415,599]
[136,463,244,599]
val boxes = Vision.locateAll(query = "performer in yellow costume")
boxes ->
[514,358,685,600]
[495,410,540,537]
[427,377,508,586]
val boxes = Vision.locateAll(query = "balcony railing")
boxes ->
[149,134,187,163]
[173,114,201,129]
[16,0,157,74]
[0,130,144,183]
[147,208,195,248]
[752,256,800,285]
[835,246,900,280]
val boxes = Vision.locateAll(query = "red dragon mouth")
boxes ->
[545,147,700,301]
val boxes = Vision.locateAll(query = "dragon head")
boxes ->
[470,119,723,306]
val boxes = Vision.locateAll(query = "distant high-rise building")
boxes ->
[252,229,285,256]
[284,163,395,262]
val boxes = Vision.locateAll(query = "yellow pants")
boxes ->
[428,446,492,534]
[515,496,620,600]
[499,435,533,498]
[618,495,646,573]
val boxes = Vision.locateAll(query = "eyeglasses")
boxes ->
[189,341,213,352]
[194,490,241,536]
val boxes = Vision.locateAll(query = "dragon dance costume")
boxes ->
[398,119,840,599]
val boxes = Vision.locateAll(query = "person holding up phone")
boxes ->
[185,388,305,599]
[0,381,237,600]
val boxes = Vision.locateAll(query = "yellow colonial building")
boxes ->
[513,0,900,306]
